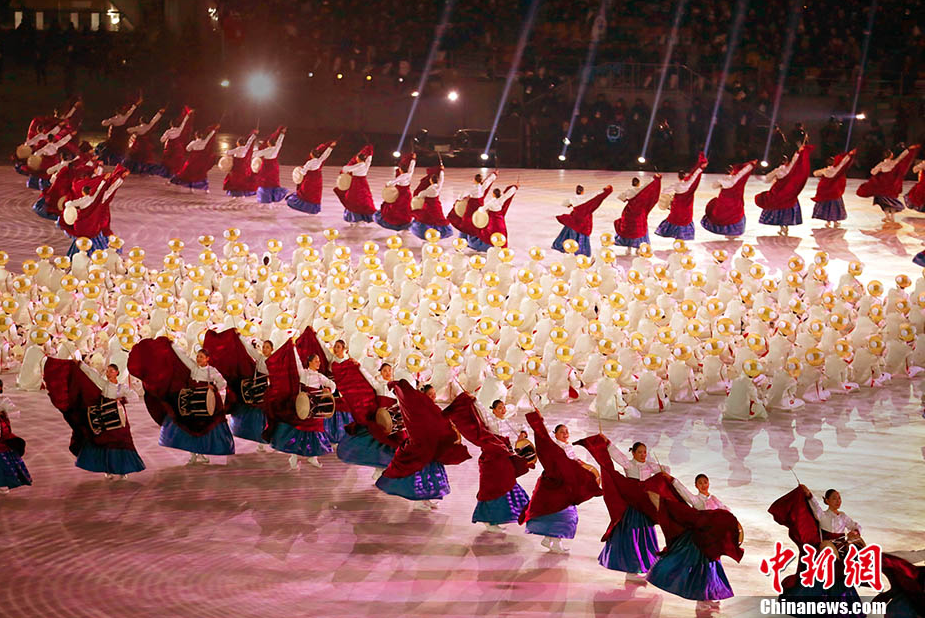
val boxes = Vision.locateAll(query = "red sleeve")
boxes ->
[767,486,822,548]
[295,327,330,375]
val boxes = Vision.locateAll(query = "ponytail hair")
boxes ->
[630,441,645,453]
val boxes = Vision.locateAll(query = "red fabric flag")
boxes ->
[654,496,744,562]
[614,176,662,239]
[812,150,855,202]
[857,145,921,198]
[295,326,331,376]
[261,340,323,434]
[873,553,925,615]
[556,186,614,236]
[756,144,816,211]
[330,359,403,448]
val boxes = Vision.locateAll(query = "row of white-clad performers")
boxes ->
[0,326,920,615]
[13,98,925,267]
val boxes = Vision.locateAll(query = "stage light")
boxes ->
[480,153,489,161]
[563,137,571,145]
[220,79,230,88]
[637,156,646,164]
[336,73,344,80]
[760,160,769,167]
[246,73,275,100]
[308,72,314,78]
[392,151,401,158]
[411,90,420,98]
[399,77,404,83]
[366,75,372,81]
[855,112,866,120]
[558,154,567,161]
[447,90,459,102]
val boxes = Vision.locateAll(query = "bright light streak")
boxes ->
[760,160,769,167]
[246,73,275,101]
[846,0,878,149]
[637,156,646,164]
[558,154,567,162]
[703,0,748,156]
[447,90,459,102]
[480,153,489,161]
[411,91,420,98]
[640,0,688,163]
[761,0,803,164]
[855,112,866,120]
[392,151,401,158]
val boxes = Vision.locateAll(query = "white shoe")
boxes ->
[484,524,505,533]
[426,499,439,510]
[306,456,322,469]
[414,501,432,511]
[256,444,267,452]
[0,487,10,494]
[118,475,128,481]
[549,539,569,554]
[187,453,199,465]
[626,572,647,584]
[197,454,210,464]
[371,468,383,481]
[541,537,552,549]
[104,473,114,480]
[289,454,300,470]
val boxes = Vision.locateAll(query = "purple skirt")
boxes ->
[598,506,661,573]
[158,417,235,455]
[343,210,374,223]
[411,222,454,240]
[75,442,146,475]
[701,215,746,236]
[32,197,58,221]
[27,176,50,191]
[228,402,268,444]
[257,186,288,203]
[646,531,734,600]
[552,226,592,256]
[0,450,32,488]
[123,159,167,176]
[170,177,209,191]
[66,232,109,258]
[269,422,333,457]
[613,232,649,248]
[875,196,904,213]
[467,235,491,252]
[913,251,925,268]
[336,426,395,468]
[375,461,450,501]
[525,505,579,539]
[323,410,351,444]
[374,211,412,231]
[286,193,321,214]
[226,189,256,198]
[812,198,847,221]
[472,483,530,525]
[779,574,865,617]
[655,219,695,240]
[759,202,802,226]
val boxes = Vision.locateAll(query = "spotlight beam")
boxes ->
[395,0,456,155]
[560,0,613,161]
[639,0,688,163]
[703,0,749,157]
[482,0,542,159]
[846,0,878,149]
[761,0,803,164]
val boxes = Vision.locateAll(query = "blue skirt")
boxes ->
[14,162,29,176]
[32,197,58,221]
[375,461,451,501]
[257,186,288,203]
[614,232,649,248]
[552,226,592,256]
[875,196,904,213]
[75,442,146,475]
[646,531,734,600]
[226,189,256,198]
[467,236,491,252]
[27,176,50,191]
[812,198,847,221]
[170,177,209,191]
[323,410,351,444]
[884,594,918,618]
[701,215,746,236]
[158,417,235,455]
[655,220,695,240]
[269,422,333,457]
[336,427,396,468]
[526,505,579,539]
[374,211,412,231]
[913,251,925,268]
[228,403,268,444]
[344,210,374,223]
[94,144,123,166]
[411,222,454,240]
[598,506,661,573]
[123,159,167,176]
[779,574,865,617]
[472,483,530,525]
[286,193,321,214]
[759,202,802,226]
[66,232,109,258]
[0,451,32,488]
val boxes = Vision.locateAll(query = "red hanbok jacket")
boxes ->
[161,108,194,177]
[557,186,614,236]
[614,175,662,239]
[756,144,816,211]
[856,145,920,198]
[704,160,757,226]
[294,142,336,205]
[812,150,856,203]
[665,152,708,226]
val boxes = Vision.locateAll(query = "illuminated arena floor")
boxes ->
[1,166,923,617]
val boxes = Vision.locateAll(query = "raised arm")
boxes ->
[79,361,108,391]
[128,110,163,135]
[606,441,632,469]
[671,477,698,506]
[101,102,138,127]
[171,342,197,370]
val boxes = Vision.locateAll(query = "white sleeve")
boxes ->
[26,131,49,146]
[160,126,180,144]
[209,367,227,391]
[481,172,497,193]
[186,138,202,152]
[171,343,197,370]
[320,374,336,390]
[672,478,698,507]
[845,513,861,533]
[240,336,263,363]
[303,156,323,172]
[421,182,440,198]
[826,156,851,177]
[676,168,702,193]
[913,160,925,174]
[62,105,77,120]
[391,168,414,186]
[342,160,364,173]
[320,146,334,163]
[48,159,70,176]
[101,103,137,127]
[79,362,108,390]
[606,442,632,469]
[102,178,124,202]
[407,159,416,177]
[808,495,826,521]
[265,133,285,159]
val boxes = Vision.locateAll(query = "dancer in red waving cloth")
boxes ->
[253,126,288,204]
[375,152,417,231]
[295,327,352,446]
[443,392,532,532]
[330,343,404,475]
[44,359,145,479]
[756,142,816,236]
[519,412,603,554]
[375,379,471,511]
[701,159,757,237]
[552,184,613,256]
[873,553,925,618]
[159,107,194,179]
[767,485,866,616]
[202,328,270,448]
[655,152,708,241]
[857,144,921,223]
[221,128,259,197]
[96,95,142,165]
[410,165,454,240]
[334,144,375,223]
[123,108,166,176]
[287,141,336,214]
[448,171,497,242]
[903,158,925,213]
[811,149,857,227]
[0,380,31,494]
[169,124,220,192]
[15,116,63,183]
[470,184,518,251]
[25,130,74,191]
[32,142,96,221]
[613,174,662,253]
[127,337,234,465]
[60,165,130,257]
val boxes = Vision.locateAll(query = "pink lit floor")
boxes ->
[1,166,923,617]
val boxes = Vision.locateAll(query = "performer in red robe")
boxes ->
[169,124,219,192]
[96,96,142,165]
[552,185,613,256]
[701,160,756,237]
[32,142,97,221]
[613,174,662,251]
[222,129,259,197]
[375,152,416,231]
[159,107,194,179]
[443,392,531,531]
[655,152,708,240]
[24,130,74,191]
[470,184,518,251]
[410,166,454,239]
[294,328,353,445]
[519,412,602,553]
[123,108,166,176]
[287,141,336,214]
[14,115,62,181]
[254,126,288,203]
[857,144,921,223]
[43,359,145,479]
[334,145,375,222]
[811,149,856,227]
[0,380,31,493]
[448,171,496,241]
[60,164,130,257]
[374,379,470,510]
[904,159,925,213]
[128,337,235,464]
[756,142,816,235]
